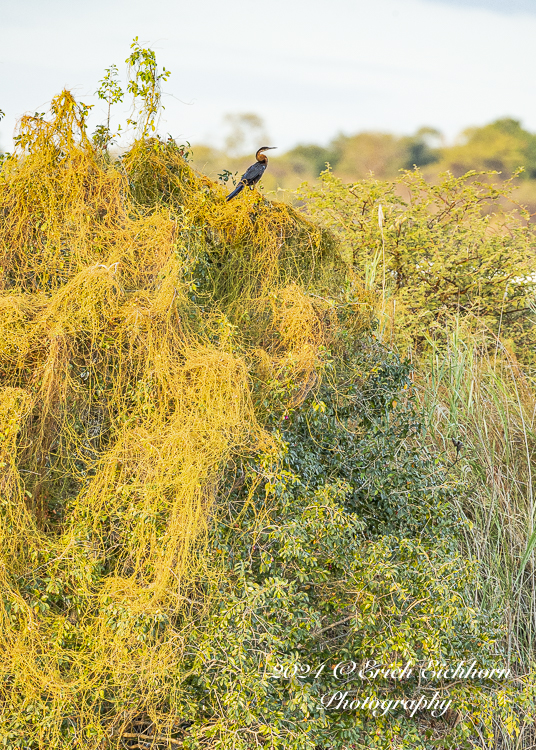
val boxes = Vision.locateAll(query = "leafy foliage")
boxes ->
[180,346,507,749]
[93,65,124,149]
[300,168,536,361]
[126,37,171,136]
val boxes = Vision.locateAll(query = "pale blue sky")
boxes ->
[434,0,535,12]
[1,0,535,151]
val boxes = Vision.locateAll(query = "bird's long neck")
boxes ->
[256,150,268,164]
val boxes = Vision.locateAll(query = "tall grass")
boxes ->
[417,321,536,746]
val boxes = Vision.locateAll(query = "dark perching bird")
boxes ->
[226,146,276,201]
[451,437,464,464]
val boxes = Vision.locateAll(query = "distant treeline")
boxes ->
[192,117,536,209]
[283,118,536,179]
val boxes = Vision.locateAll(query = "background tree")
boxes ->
[438,117,536,178]
[223,112,269,157]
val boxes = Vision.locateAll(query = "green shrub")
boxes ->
[300,168,536,363]
[181,343,508,749]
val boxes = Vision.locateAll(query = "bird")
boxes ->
[226,146,276,201]
[451,437,464,463]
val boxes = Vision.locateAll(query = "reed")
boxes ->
[417,321,536,747]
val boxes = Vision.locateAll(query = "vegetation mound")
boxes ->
[0,86,535,749]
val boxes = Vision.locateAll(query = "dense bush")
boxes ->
[181,344,507,749]
[300,168,536,362]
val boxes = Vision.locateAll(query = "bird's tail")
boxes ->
[226,182,244,202]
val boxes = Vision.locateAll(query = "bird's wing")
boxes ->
[240,162,266,184]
